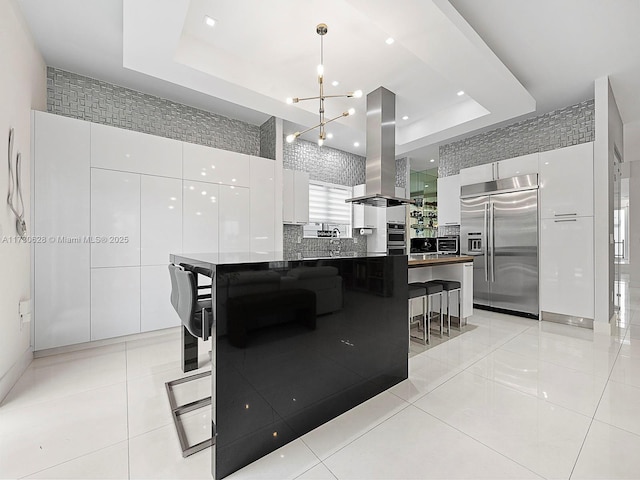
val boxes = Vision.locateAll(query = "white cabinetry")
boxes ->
[250,157,276,251]
[90,169,141,267]
[141,175,182,266]
[219,185,250,253]
[460,154,539,186]
[540,217,594,319]
[352,184,376,229]
[182,180,219,254]
[33,112,91,350]
[539,142,593,218]
[183,142,250,187]
[91,267,140,340]
[437,174,461,226]
[387,187,407,224]
[91,123,181,178]
[283,169,309,224]
[141,265,178,332]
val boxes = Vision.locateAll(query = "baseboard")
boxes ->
[541,311,594,329]
[0,346,33,404]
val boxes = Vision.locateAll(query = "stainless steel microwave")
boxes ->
[387,223,406,245]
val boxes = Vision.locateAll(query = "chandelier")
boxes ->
[285,23,362,147]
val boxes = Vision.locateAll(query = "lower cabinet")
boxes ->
[540,217,594,319]
[141,265,179,332]
[90,267,141,341]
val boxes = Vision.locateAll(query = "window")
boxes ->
[303,181,352,238]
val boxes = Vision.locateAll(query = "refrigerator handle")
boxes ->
[490,202,496,282]
[483,203,489,282]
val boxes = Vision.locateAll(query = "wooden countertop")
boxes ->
[408,254,474,267]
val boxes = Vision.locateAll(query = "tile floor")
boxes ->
[2,285,640,479]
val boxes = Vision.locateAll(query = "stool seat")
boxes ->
[408,284,427,299]
[432,279,461,291]
[421,281,444,295]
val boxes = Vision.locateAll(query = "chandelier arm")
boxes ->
[320,94,358,99]
[294,95,322,102]
[323,111,351,126]
[296,122,324,137]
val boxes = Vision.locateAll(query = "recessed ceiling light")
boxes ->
[326,133,333,139]
[385,37,395,45]
[332,80,339,87]
[354,142,360,147]
[457,90,465,96]
[430,158,435,163]
[402,115,409,120]
[204,15,216,27]
[425,185,429,188]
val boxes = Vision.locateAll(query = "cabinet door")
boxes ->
[283,169,294,223]
[459,163,494,186]
[183,180,219,254]
[141,175,182,265]
[497,153,538,179]
[91,169,141,267]
[539,143,593,218]
[183,142,250,187]
[141,265,179,332]
[294,170,310,224]
[33,112,91,350]
[250,157,276,252]
[540,217,594,319]
[91,266,141,340]
[219,185,250,253]
[91,123,181,178]
[437,174,461,226]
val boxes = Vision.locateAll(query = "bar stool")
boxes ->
[432,280,462,335]
[422,281,444,338]
[408,283,428,345]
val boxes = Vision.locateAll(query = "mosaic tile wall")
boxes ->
[436,99,594,236]
[282,138,410,256]
[438,99,594,178]
[259,116,277,160]
[46,67,261,155]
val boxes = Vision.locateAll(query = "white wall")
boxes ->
[594,76,623,330]
[0,0,46,401]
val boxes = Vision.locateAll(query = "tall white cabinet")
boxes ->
[33,112,279,350]
[539,142,595,322]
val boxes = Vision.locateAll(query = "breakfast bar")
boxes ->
[170,252,408,480]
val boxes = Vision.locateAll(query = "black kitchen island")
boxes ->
[169,252,408,479]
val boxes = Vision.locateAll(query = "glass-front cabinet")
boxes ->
[409,168,438,238]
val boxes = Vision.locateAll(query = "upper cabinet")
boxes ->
[437,174,461,226]
[91,123,182,178]
[183,142,250,187]
[283,169,309,224]
[250,157,276,252]
[539,142,593,219]
[460,154,539,186]
[352,184,376,229]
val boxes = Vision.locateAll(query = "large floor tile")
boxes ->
[609,353,640,388]
[23,441,129,479]
[423,336,495,371]
[128,415,211,479]
[415,371,591,479]
[1,344,126,411]
[454,322,523,349]
[323,405,542,479]
[302,391,408,460]
[225,439,320,480]
[0,382,128,479]
[571,420,640,479]
[127,364,210,438]
[595,380,640,437]
[468,348,608,417]
[390,356,461,403]
[295,463,337,479]
[499,329,619,378]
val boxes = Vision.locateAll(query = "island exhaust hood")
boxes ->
[346,87,413,208]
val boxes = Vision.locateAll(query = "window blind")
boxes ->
[308,182,352,225]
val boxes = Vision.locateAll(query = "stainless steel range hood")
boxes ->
[346,87,413,207]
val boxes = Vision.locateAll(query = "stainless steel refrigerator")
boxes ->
[460,174,539,318]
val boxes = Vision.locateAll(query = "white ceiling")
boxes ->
[16,0,640,164]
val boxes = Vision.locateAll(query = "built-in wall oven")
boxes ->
[387,223,406,255]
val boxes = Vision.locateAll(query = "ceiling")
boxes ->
[16,0,640,164]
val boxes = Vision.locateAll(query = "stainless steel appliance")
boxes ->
[436,236,459,254]
[460,174,539,318]
[387,223,406,255]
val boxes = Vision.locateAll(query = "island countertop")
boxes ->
[408,254,474,267]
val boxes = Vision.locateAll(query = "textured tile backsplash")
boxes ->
[439,99,594,178]
[47,67,261,155]
[259,116,277,160]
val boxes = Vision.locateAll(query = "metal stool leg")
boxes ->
[438,292,443,337]
[424,294,429,345]
[445,291,451,337]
